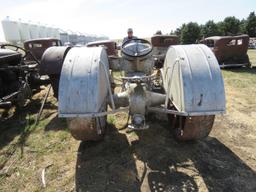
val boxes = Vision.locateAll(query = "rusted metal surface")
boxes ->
[39,46,71,98]
[86,40,118,56]
[151,35,179,47]
[151,35,179,68]
[68,117,106,141]
[24,38,62,61]
[169,114,215,141]
[201,35,249,66]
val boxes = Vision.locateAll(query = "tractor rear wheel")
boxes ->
[68,116,106,141]
[168,114,215,141]
[68,101,107,141]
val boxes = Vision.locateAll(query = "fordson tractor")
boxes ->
[40,36,226,141]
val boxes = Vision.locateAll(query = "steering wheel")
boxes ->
[1,44,28,58]
[122,38,152,57]
[0,44,40,64]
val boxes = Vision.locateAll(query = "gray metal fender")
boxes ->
[58,47,110,117]
[40,46,71,75]
[163,44,226,115]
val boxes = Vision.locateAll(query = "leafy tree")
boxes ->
[201,20,220,37]
[240,19,247,34]
[180,22,201,44]
[174,24,186,38]
[171,12,256,40]
[222,16,241,35]
[216,21,225,35]
[169,30,175,35]
[245,11,256,37]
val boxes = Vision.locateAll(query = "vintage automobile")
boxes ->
[201,35,250,67]
[40,38,226,141]
[86,40,118,56]
[24,38,62,61]
[151,35,179,54]
[151,35,179,68]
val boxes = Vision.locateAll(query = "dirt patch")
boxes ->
[74,115,256,192]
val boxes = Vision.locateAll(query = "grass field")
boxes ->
[248,49,256,66]
[0,49,255,191]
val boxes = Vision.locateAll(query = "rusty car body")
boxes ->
[24,38,62,61]
[201,35,250,67]
[86,40,118,56]
[151,35,179,48]
[151,35,179,67]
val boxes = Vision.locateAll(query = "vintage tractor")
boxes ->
[0,38,61,109]
[40,38,226,141]
[0,44,42,108]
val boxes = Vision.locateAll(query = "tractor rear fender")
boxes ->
[40,46,71,75]
[162,44,226,115]
[58,47,113,117]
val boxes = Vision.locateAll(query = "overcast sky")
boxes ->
[0,0,255,41]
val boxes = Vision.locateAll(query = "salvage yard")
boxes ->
[0,50,256,192]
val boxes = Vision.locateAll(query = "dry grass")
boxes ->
[0,89,79,191]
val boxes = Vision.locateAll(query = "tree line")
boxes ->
[171,12,256,44]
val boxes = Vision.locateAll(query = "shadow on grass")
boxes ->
[0,98,57,158]
[223,66,256,75]
[44,115,68,132]
[75,120,256,192]
[0,99,40,149]
[75,124,140,192]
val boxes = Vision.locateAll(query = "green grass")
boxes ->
[107,115,116,125]
[222,50,256,88]
[0,93,77,191]
[0,117,76,191]
[221,50,256,112]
